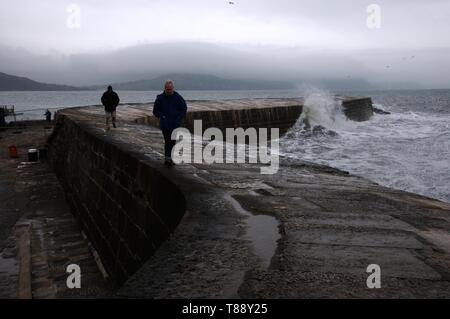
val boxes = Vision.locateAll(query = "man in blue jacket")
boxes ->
[153,80,187,166]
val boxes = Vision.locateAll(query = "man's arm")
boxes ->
[153,96,162,118]
[101,93,106,106]
[177,96,187,123]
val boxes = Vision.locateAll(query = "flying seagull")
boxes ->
[228,1,235,4]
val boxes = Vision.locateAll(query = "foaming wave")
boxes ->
[285,87,352,140]
[281,93,450,204]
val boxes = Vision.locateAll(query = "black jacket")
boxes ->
[101,90,120,112]
[153,91,187,130]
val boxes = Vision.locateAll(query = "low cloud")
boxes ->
[1,42,449,89]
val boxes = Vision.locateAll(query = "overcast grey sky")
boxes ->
[1,0,450,88]
[1,0,450,52]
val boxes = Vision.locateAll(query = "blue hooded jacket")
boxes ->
[153,91,187,130]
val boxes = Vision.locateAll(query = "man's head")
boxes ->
[107,85,113,92]
[164,80,174,95]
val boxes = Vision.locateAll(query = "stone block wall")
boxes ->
[136,104,304,137]
[45,98,372,285]
[341,97,374,121]
[47,114,186,284]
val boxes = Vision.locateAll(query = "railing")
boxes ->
[1,104,25,119]
[1,105,18,125]
[0,105,63,125]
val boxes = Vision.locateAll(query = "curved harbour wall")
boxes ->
[40,98,450,299]
[137,97,373,132]
[136,104,304,136]
[45,97,373,285]
[47,113,186,284]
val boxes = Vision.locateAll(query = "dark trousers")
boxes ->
[162,128,175,158]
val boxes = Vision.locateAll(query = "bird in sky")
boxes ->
[228,1,235,4]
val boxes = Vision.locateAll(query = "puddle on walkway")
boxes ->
[223,193,280,270]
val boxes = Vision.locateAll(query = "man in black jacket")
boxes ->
[153,80,187,166]
[44,109,51,122]
[101,85,120,130]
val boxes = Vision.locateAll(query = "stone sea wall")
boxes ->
[47,113,185,284]
[44,97,373,285]
[341,97,374,121]
[135,104,304,136]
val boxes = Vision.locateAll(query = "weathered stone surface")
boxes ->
[15,161,113,298]
[44,99,450,298]
[47,111,186,284]
[0,122,113,298]
[339,97,374,121]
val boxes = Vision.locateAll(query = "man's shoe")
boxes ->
[164,158,173,167]
[164,160,173,167]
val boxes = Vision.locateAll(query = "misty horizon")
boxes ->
[1,1,450,89]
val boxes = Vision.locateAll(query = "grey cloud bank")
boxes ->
[0,0,449,89]
[2,0,450,52]
[1,42,449,89]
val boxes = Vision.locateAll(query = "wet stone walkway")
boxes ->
[59,105,450,298]
[0,165,19,298]
[4,105,450,298]
[0,123,113,298]
[15,162,114,298]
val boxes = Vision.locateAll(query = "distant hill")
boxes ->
[0,71,374,92]
[94,74,374,91]
[94,73,294,91]
[0,72,82,91]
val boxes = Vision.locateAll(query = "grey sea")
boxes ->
[1,88,449,204]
